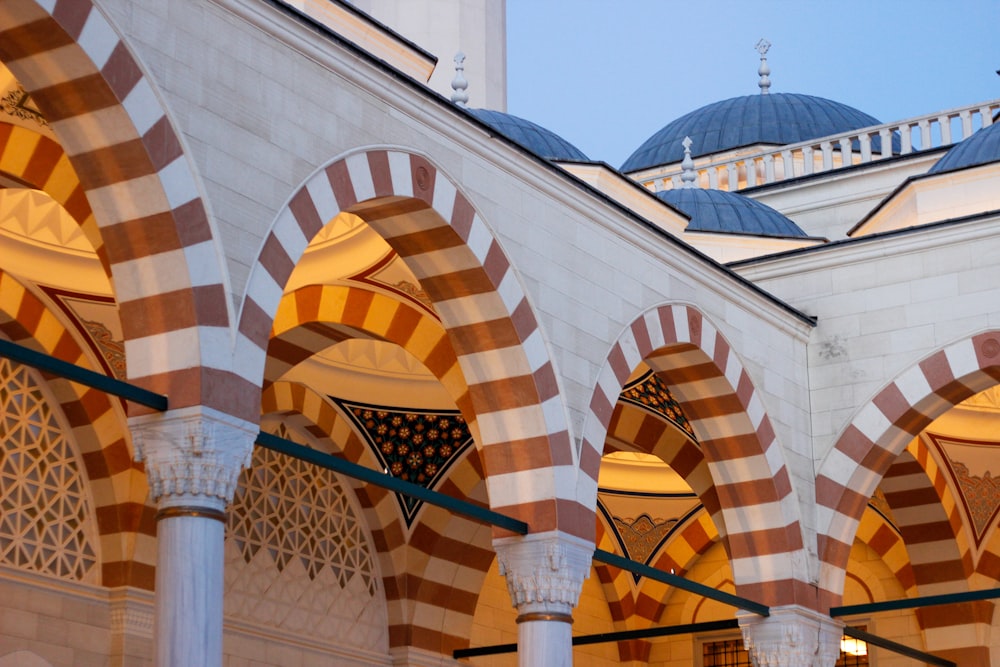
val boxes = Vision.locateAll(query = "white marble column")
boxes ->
[493,531,593,667]
[131,407,255,667]
[738,605,843,667]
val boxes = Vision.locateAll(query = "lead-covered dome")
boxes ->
[467,109,589,162]
[622,93,884,173]
[928,119,1000,174]
[657,187,809,238]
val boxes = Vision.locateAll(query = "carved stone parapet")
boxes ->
[130,407,256,508]
[493,531,593,620]
[738,605,843,667]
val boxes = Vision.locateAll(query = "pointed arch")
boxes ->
[261,381,496,655]
[816,331,1000,606]
[242,149,578,536]
[0,270,155,587]
[583,304,807,607]
[0,1,235,416]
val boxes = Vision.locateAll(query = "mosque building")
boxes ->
[0,1,998,666]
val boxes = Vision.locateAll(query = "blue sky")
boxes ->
[506,0,1000,168]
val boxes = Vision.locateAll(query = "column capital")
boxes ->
[130,406,256,509]
[493,531,593,621]
[738,605,843,667]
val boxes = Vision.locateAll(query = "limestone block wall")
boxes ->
[0,572,149,667]
[738,214,1000,461]
[94,0,815,471]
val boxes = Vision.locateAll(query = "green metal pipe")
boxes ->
[255,431,529,535]
[593,548,769,616]
[0,338,167,411]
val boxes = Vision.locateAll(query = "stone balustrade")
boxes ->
[630,98,1000,193]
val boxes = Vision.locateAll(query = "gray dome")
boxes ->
[657,188,809,238]
[467,109,589,162]
[928,120,1000,174]
[622,93,886,173]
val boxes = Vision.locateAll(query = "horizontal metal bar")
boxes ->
[571,618,739,647]
[453,619,741,658]
[0,338,167,411]
[452,640,517,659]
[593,548,769,617]
[831,587,1000,617]
[255,431,528,535]
[843,626,955,667]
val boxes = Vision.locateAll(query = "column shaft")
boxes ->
[156,514,225,667]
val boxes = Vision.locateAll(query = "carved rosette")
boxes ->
[493,532,593,621]
[738,606,843,667]
[131,408,256,509]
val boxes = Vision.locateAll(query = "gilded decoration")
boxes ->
[928,433,1000,547]
[335,399,473,526]
[598,490,700,579]
[1,84,47,127]
[611,513,678,565]
[620,370,695,439]
[949,460,1000,539]
[82,319,127,380]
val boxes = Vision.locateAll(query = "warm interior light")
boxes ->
[840,636,868,656]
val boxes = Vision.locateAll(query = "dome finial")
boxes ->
[756,38,771,94]
[680,136,697,188]
[451,52,469,107]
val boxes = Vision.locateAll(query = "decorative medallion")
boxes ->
[334,398,473,526]
[620,370,696,439]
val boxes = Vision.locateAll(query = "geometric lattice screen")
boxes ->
[0,357,98,582]
[224,428,386,649]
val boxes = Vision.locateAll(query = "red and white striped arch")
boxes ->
[268,284,473,426]
[583,304,808,607]
[0,122,105,269]
[815,330,1000,610]
[261,381,495,654]
[0,270,156,588]
[241,149,579,536]
[0,0,234,417]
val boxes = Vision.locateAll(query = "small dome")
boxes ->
[467,109,589,162]
[622,93,885,173]
[928,120,1000,174]
[657,188,809,238]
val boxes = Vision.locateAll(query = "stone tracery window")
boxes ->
[0,357,98,582]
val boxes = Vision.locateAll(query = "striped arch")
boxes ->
[0,1,234,417]
[884,445,971,590]
[606,401,723,542]
[583,304,806,607]
[0,122,103,269]
[882,443,992,662]
[596,507,719,645]
[0,270,155,588]
[261,382,497,655]
[242,149,577,536]
[268,284,471,424]
[853,505,916,598]
[816,330,1000,611]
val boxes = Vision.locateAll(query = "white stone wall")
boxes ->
[95,0,816,515]
[0,572,144,667]
[739,213,1000,462]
